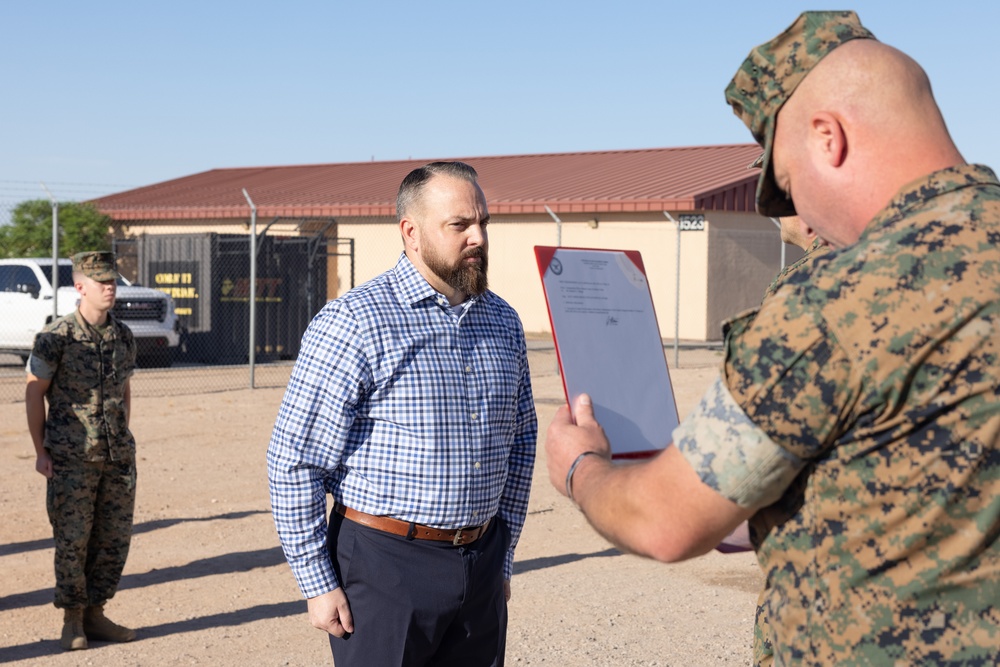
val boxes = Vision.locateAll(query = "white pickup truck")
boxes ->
[0,257,181,367]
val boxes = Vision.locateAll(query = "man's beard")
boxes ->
[425,245,488,297]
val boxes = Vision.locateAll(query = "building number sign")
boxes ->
[678,214,705,231]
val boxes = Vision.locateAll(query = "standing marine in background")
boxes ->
[545,11,1000,665]
[760,215,825,301]
[25,251,139,651]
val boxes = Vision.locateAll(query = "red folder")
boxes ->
[534,246,677,460]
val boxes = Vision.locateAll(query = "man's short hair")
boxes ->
[396,161,479,222]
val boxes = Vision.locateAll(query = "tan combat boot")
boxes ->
[60,608,88,650]
[83,605,136,643]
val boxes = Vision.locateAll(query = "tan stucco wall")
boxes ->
[334,220,402,296]
[117,210,799,343]
[332,214,712,339]
[486,215,712,340]
[122,219,303,236]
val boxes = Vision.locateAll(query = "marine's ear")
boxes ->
[809,110,847,169]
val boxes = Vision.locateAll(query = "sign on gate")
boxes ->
[152,261,201,326]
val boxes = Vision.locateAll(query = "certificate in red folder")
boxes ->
[534,246,678,459]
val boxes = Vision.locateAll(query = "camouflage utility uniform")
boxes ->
[31,309,137,609]
[676,164,1000,664]
[760,238,826,302]
[733,236,829,664]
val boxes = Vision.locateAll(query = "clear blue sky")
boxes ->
[2,1,997,205]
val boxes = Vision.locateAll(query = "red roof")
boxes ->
[92,144,763,220]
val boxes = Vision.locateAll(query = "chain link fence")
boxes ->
[1,186,791,405]
[0,190,398,403]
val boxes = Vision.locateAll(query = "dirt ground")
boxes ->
[0,342,763,666]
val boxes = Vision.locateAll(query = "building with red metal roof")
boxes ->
[94,144,762,220]
[92,144,794,346]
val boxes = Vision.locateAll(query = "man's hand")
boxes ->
[504,579,511,602]
[35,449,53,479]
[548,392,755,563]
[545,394,612,498]
[307,588,354,638]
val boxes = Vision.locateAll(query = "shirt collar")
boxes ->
[74,309,115,341]
[865,163,1000,238]
[392,252,489,309]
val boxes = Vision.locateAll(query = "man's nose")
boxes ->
[467,224,486,246]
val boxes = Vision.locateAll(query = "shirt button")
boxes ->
[474,461,481,470]
[470,413,478,421]
[472,509,480,517]
[465,365,472,373]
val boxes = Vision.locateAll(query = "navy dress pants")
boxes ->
[327,510,509,667]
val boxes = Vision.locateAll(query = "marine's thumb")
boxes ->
[572,393,599,428]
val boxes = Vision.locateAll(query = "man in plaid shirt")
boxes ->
[268,161,537,666]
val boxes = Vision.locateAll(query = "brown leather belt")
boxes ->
[334,503,490,546]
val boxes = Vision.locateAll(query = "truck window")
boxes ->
[0,266,13,291]
[58,265,74,288]
[12,266,41,294]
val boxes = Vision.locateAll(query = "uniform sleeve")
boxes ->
[266,301,372,598]
[27,353,57,379]
[28,329,64,379]
[675,289,856,509]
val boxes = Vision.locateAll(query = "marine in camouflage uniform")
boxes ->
[707,163,1000,666]
[684,11,999,665]
[543,9,998,667]
[25,251,139,651]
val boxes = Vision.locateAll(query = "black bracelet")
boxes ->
[565,451,602,505]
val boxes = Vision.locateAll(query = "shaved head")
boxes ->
[771,39,964,247]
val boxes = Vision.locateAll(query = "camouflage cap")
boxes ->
[72,251,117,281]
[725,11,875,217]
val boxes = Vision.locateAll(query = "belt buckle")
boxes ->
[452,528,466,546]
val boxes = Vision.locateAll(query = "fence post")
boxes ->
[543,206,562,377]
[770,217,786,268]
[242,189,257,389]
[543,205,562,248]
[663,212,680,369]
[41,183,59,320]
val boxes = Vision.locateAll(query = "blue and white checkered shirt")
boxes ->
[268,254,537,598]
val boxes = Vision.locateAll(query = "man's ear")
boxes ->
[400,217,419,252]
[810,111,847,168]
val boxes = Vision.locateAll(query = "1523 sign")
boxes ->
[678,214,705,231]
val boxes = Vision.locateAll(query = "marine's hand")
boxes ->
[35,450,53,478]
[504,579,511,602]
[307,588,354,638]
[545,393,612,497]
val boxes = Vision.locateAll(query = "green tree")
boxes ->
[0,199,112,259]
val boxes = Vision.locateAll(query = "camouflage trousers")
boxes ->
[46,457,136,609]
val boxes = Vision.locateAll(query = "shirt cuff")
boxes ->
[293,556,340,600]
[673,375,805,509]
